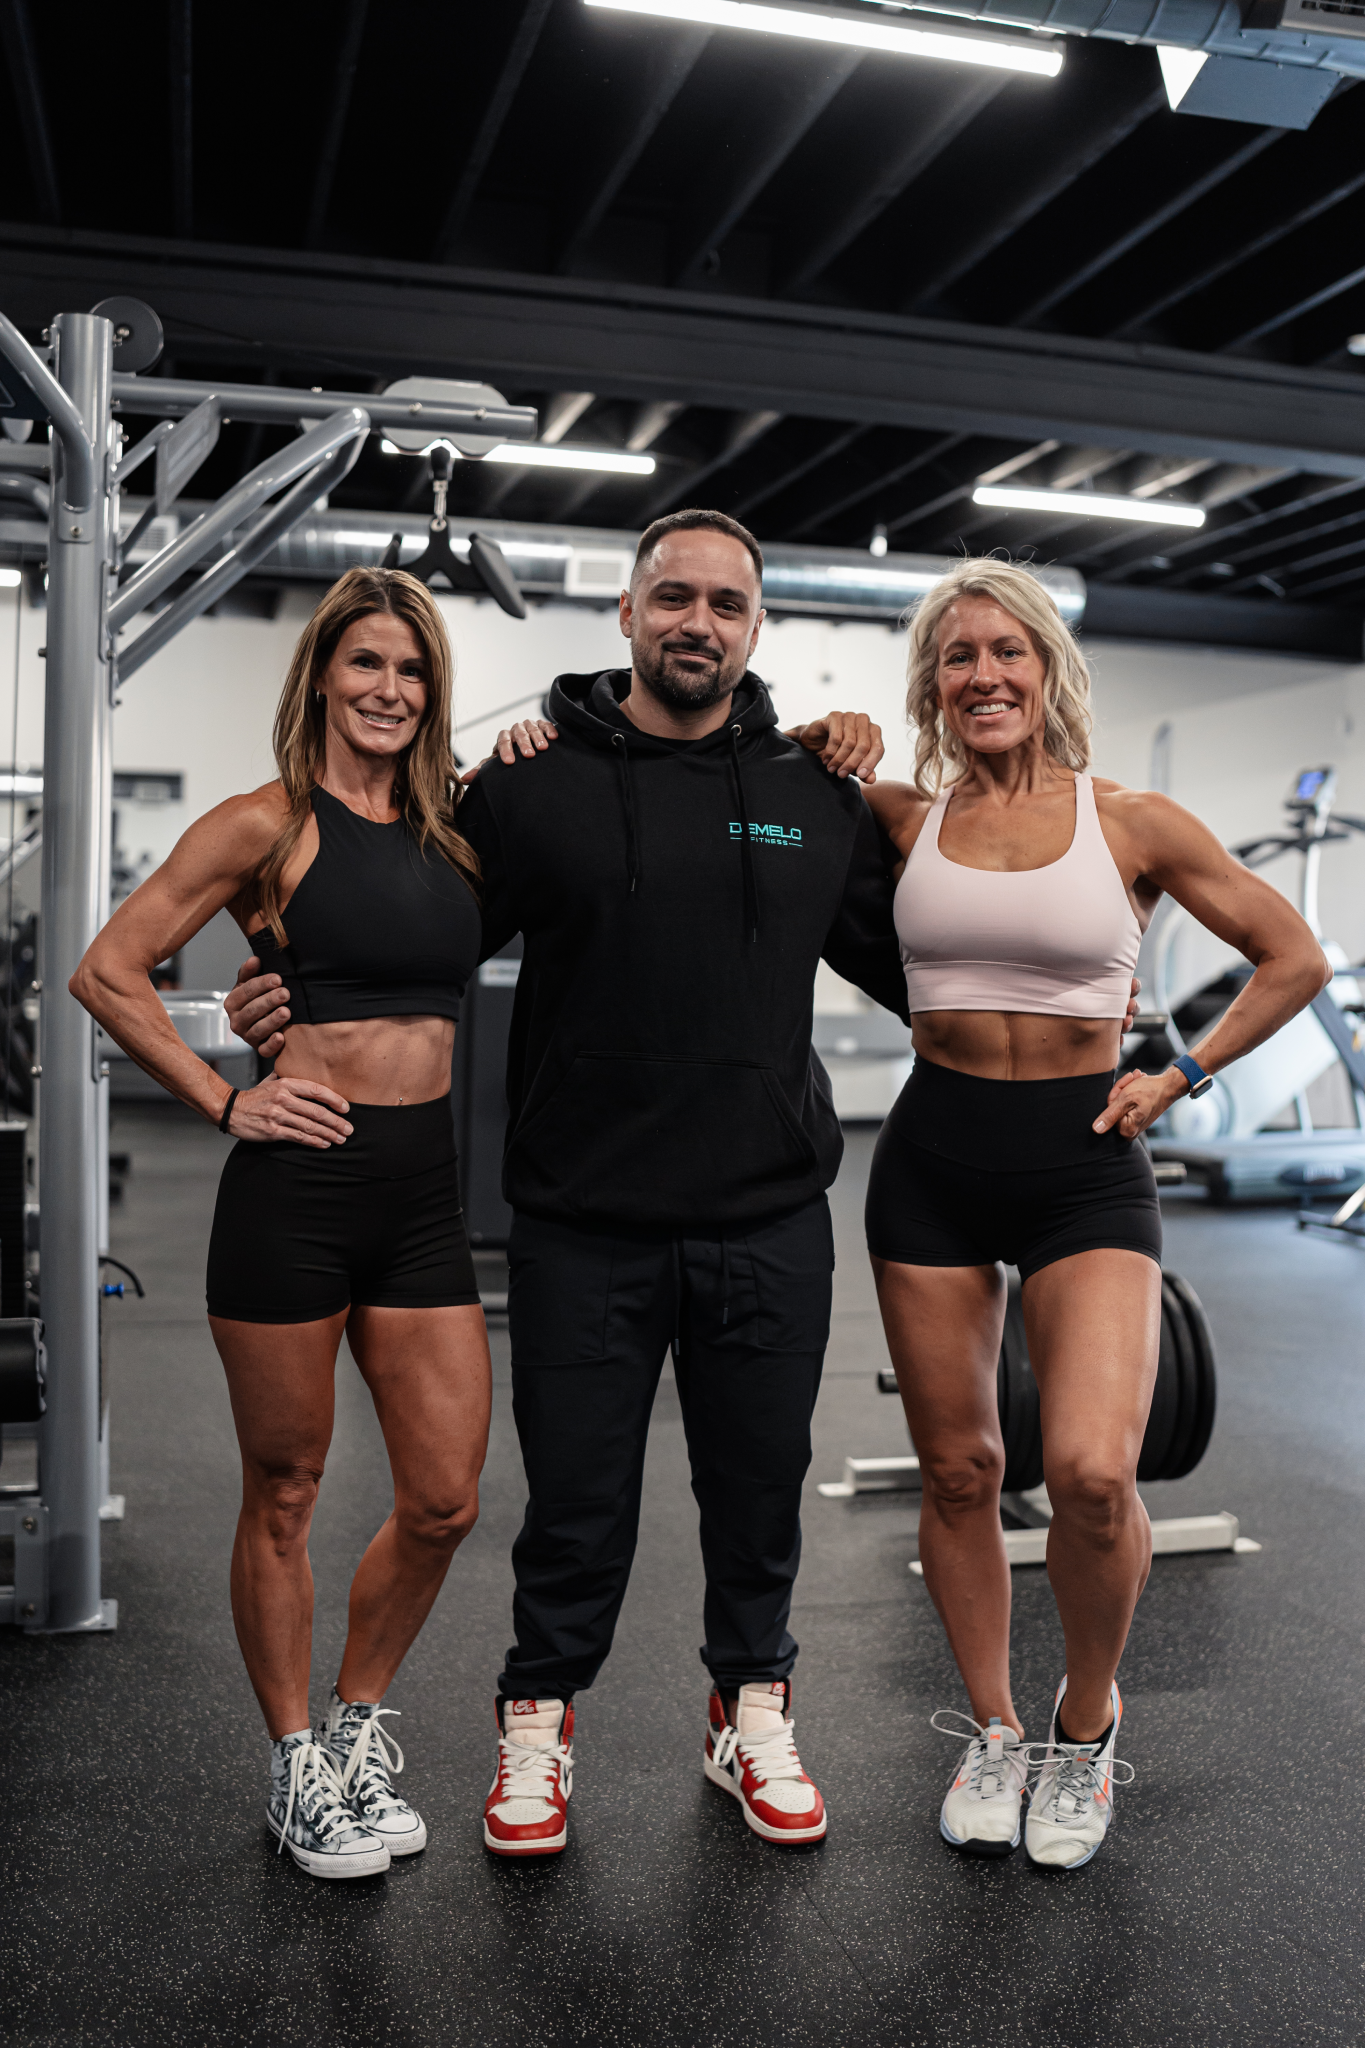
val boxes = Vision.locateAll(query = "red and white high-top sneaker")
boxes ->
[482,1698,575,1857]
[704,1681,827,1845]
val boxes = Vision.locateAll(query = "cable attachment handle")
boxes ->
[429,442,453,532]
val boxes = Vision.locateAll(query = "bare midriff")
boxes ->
[272,1013,456,1106]
[911,1010,1122,1083]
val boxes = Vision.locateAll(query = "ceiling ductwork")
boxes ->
[891,0,1363,125]
[102,502,1088,629]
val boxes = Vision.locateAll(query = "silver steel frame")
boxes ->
[0,303,536,1630]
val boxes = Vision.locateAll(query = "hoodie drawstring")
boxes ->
[720,1237,730,1328]
[611,732,641,894]
[729,724,760,944]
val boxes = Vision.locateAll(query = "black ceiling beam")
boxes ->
[778,79,1004,301]
[785,432,966,541]
[433,0,555,264]
[673,52,862,288]
[905,82,1166,316]
[557,30,710,274]
[0,0,59,226]
[169,0,193,241]
[1112,127,1365,342]
[1228,255,1365,355]
[641,408,782,520]
[305,0,368,250]
[1093,475,1365,584]
[728,423,867,523]
[1013,127,1282,332]
[10,225,1365,478]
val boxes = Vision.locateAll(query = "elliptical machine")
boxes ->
[1141,767,1365,1204]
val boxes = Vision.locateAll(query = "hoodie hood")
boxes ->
[547,669,779,751]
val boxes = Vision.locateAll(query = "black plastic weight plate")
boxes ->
[998,1277,1044,1493]
[1158,1276,1199,1481]
[995,1268,1216,1491]
[90,296,164,373]
[1138,1294,1181,1481]
[1161,1272,1217,1480]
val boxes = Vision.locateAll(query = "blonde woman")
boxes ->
[72,568,490,1879]
[863,559,1325,1871]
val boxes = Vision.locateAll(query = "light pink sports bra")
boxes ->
[894,774,1141,1021]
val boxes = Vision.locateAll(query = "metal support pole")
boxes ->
[36,310,115,1632]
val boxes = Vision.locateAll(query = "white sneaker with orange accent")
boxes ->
[704,1681,827,1845]
[1024,1678,1133,1871]
[482,1698,575,1857]
[932,1711,1028,1857]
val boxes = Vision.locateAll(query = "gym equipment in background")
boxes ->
[819,1266,1260,1568]
[1143,767,1365,1203]
[379,439,527,619]
[0,300,537,1633]
[449,937,521,1253]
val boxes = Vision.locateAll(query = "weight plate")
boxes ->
[1137,1295,1179,1482]
[1162,1271,1217,1480]
[90,296,164,373]
[1158,1272,1200,1481]
[998,1277,1044,1493]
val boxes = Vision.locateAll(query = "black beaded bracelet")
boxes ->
[218,1088,240,1135]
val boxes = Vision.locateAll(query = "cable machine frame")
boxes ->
[0,301,536,1632]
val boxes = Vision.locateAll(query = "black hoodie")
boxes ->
[455,668,910,1235]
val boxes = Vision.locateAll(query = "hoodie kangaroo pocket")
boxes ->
[505,1052,819,1227]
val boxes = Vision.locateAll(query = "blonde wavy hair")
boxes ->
[905,558,1093,799]
[252,567,477,945]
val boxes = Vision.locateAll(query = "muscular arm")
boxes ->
[1096,790,1329,1136]
[72,789,351,1144]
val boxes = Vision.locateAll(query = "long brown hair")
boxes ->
[252,567,478,945]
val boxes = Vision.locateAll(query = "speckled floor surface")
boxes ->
[2,1109,1363,2047]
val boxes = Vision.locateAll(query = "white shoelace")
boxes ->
[335,1708,406,1816]
[495,1735,573,1805]
[1022,1739,1136,1823]
[712,1716,806,1787]
[277,1740,364,1854]
[931,1710,1026,1801]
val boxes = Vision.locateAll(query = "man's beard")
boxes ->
[633,638,745,712]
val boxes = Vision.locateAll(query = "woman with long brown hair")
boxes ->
[72,567,489,1879]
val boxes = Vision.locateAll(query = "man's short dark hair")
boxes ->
[632,509,764,590]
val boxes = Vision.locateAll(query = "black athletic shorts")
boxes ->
[206,1094,480,1324]
[865,1057,1162,1282]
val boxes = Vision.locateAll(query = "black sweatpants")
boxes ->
[498,1197,835,1702]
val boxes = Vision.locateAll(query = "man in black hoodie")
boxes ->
[227,511,909,1856]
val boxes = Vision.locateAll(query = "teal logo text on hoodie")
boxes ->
[729,821,803,848]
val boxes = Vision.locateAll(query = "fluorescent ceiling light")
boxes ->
[485,444,655,475]
[380,437,654,475]
[1157,45,1207,110]
[973,485,1206,529]
[584,0,1063,76]
[0,568,20,589]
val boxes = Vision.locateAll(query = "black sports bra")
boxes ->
[248,786,481,1026]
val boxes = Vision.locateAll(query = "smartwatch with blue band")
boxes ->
[1172,1053,1213,1099]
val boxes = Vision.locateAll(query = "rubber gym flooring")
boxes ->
[3,1106,1363,2048]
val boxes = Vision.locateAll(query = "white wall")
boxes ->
[3,583,1364,986]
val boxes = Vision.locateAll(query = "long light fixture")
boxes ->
[584,0,1064,77]
[973,485,1206,529]
[380,438,654,476]
[0,568,20,589]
